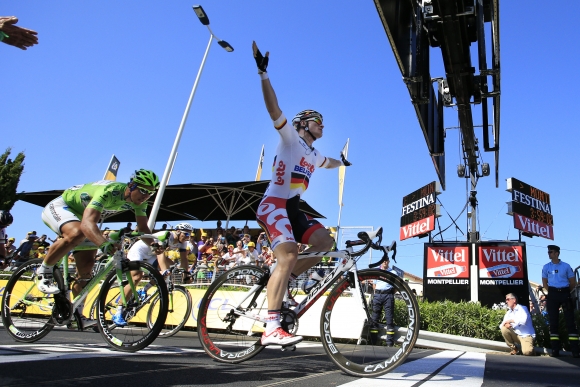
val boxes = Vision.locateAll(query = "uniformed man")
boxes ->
[371,258,399,346]
[541,244,579,358]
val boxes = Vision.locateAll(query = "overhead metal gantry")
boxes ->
[373,0,500,241]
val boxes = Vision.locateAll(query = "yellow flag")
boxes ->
[338,139,349,206]
[103,155,120,181]
[255,145,265,181]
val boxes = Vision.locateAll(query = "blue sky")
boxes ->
[3,1,578,284]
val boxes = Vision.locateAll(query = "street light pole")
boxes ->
[147,5,233,231]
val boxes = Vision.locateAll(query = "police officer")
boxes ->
[541,244,579,358]
[371,258,399,346]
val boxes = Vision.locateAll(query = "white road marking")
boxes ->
[339,350,486,387]
[0,343,204,364]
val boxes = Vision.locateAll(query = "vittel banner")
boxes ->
[423,243,471,303]
[477,241,529,307]
[400,181,441,240]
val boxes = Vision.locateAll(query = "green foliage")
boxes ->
[0,148,25,211]
[395,299,580,348]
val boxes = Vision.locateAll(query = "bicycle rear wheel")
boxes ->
[197,265,269,363]
[147,285,192,337]
[96,261,168,352]
[1,259,62,342]
[321,269,420,377]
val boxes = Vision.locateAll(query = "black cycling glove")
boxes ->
[252,41,269,73]
[341,153,352,166]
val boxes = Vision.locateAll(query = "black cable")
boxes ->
[431,197,468,239]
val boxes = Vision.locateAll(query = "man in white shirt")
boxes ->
[499,293,536,355]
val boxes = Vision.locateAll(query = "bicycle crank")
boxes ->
[52,293,73,325]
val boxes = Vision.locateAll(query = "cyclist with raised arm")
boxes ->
[252,41,352,346]
[36,169,160,328]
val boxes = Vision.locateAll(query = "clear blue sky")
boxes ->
[3,1,578,283]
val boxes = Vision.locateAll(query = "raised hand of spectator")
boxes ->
[0,16,38,50]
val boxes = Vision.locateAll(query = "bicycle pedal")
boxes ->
[281,345,296,352]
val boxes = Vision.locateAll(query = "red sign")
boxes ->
[400,215,434,241]
[478,245,524,279]
[425,245,469,278]
[513,213,554,240]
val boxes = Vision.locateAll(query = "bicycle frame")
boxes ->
[233,248,362,324]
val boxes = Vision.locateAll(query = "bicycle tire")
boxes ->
[1,259,63,342]
[146,285,192,337]
[96,261,168,352]
[321,269,420,377]
[197,265,269,363]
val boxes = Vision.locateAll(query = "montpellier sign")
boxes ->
[400,181,441,240]
[506,178,553,240]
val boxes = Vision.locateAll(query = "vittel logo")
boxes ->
[481,247,521,263]
[430,248,467,263]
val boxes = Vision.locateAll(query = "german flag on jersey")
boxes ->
[290,172,310,192]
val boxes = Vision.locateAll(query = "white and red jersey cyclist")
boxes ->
[252,41,351,347]
[256,112,332,252]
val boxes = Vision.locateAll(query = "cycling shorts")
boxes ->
[256,195,324,251]
[41,196,81,235]
[127,240,158,265]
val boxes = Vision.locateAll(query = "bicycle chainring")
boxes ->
[280,308,298,335]
[52,293,73,325]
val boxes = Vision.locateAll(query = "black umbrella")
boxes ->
[19,180,325,224]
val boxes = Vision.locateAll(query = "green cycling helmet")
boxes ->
[131,169,160,189]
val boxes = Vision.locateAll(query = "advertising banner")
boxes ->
[423,243,471,302]
[476,241,529,307]
[506,177,553,239]
[400,181,441,240]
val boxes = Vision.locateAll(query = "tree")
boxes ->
[0,148,25,211]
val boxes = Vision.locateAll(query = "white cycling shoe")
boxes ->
[261,327,303,346]
[36,274,60,294]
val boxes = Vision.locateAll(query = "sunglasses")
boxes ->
[306,117,323,125]
[180,232,191,237]
[138,187,156,196]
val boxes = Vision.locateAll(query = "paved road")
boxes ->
[0,328,579,386]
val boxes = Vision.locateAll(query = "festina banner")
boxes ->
[423,243,471,303]
[506,177,553,239]
[400,181,440,240]
[477,241,529,308]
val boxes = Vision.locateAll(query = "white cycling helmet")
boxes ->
[174,223,194,233]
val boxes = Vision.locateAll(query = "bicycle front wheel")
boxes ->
[1,259,60,342]
[96,261,168,352]
[147,285,192,337]
[197,265,268,363]
[321,269,420,377]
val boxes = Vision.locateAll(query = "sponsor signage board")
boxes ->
[423,243,471,303]
[400,181,441,240]
[476,241,529,307]
[506,178,553,238]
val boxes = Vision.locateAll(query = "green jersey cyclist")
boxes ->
[36,169,160,327]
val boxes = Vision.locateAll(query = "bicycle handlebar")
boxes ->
[368,240,397,268]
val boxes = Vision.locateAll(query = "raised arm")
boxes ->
[253,41,282,121]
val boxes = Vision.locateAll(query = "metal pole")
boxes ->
[148,34,214,230]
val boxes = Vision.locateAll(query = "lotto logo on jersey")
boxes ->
[274,161,286,186]
[299,157,315,173]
